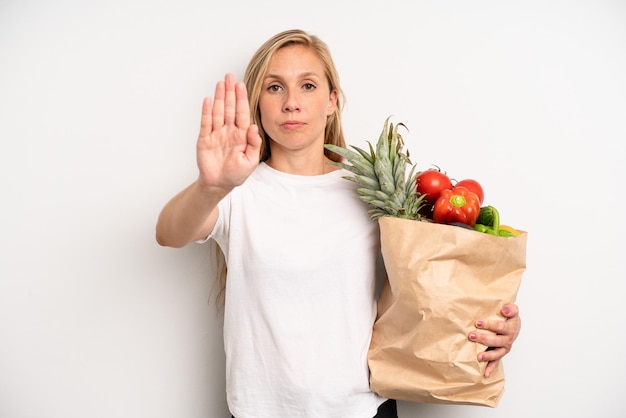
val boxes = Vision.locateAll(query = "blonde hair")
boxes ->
[244,29,346,162]
[210,29,346,310]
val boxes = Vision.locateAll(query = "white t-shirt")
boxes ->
[209,162,387,418]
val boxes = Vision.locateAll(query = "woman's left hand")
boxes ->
[469,303,521,378]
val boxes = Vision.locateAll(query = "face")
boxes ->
[259,44,338,159]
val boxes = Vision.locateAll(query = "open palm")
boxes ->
[196,73,261,190]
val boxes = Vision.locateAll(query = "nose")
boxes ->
[283,90,300,112]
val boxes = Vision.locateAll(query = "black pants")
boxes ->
[231,398,397,418]
[374,399,398,417]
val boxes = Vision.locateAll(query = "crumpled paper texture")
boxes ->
[368,217,527,407]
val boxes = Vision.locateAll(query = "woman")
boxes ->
[156,29,521,418]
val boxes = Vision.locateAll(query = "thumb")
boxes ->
[245,124,263,161]
[501,303,519,319]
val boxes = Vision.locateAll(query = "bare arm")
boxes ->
[156,74,262,248]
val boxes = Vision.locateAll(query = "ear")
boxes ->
[326,90,338,116]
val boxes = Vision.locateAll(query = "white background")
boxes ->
[1,1,625,417]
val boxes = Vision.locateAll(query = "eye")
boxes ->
[303,83,316,91]
[267,84,282,92]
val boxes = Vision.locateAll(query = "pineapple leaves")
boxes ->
[323,117,425,221]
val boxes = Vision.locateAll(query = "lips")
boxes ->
[281,120,305,129]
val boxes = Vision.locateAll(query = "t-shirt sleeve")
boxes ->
[195,194,229,244]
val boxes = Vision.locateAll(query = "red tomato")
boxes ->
[455,179,484,205]
[416,169,453,203]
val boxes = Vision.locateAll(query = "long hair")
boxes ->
[210,29,346,310]
[244,29,346,163]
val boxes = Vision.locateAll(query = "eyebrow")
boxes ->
[264,71,323,81]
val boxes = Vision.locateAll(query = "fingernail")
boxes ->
[503,306,511,315]
[476,321,484,328]
[469,333,477,341]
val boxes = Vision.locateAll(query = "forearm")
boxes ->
[157,74,259,248]
[155,180,230,248]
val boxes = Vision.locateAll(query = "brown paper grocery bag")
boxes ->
[368,217,527,407]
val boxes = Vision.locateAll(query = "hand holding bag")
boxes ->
[368,217,527,407]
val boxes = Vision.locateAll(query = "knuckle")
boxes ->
[492,320,506,334]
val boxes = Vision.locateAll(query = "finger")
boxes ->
[244,124,262,161]
[469,329,513,359]
[212,79,226,129]
[476,318,508,335]
[483,359,501,378]
[478,345,506,362]
[235,81,251,129]
[223,73,236,125]
[478,315,521,341]
[501,303,519,318]
[199,97,213,138]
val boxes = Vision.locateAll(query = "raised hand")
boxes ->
[155,74,262,248]
[196,73,262,191]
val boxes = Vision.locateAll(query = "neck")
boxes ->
[265,153,338,176]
